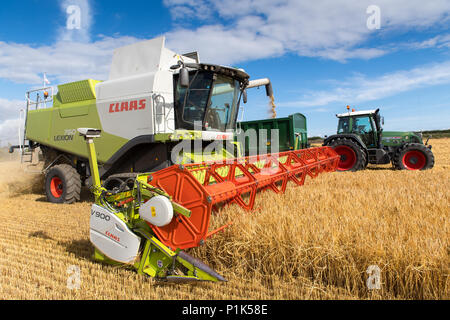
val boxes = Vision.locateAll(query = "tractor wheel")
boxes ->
[393,143,434,170]
[328,138,367,172]
[45,164,81,204]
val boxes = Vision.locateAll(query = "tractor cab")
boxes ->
[336,108,382,148]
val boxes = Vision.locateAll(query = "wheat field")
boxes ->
[0,139,448,300]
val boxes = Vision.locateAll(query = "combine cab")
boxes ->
[324,107,435,171]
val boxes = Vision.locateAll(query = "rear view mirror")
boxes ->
[243,90,248,104]
[180,67,189,87]
[381,116,384,125]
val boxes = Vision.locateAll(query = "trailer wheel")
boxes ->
[45,164,81,204]
[393,143,434,170]
[328,138,366,172]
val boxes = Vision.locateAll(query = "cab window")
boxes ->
[352,116,373,134]
[338,118,350,133]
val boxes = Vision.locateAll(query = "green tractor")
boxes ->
[323,108,434,171]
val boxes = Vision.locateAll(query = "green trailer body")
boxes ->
[237,113,308,155]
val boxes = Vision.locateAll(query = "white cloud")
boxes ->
[0,0,145,144]
[0,35,142,142]
[279,60,450,107]
[0,33,142,146]
[0,98,28,145]
[59,0,93,42]
[0,35,141,85]
[1,0,450,142]
[166,24,284,65]
[0,118,23,146]
[0,0,448,86]
[408,34,450,50]
[0,98,25,120]
[163,0,213,21]
[0,0,141,85]
[164,0,450,64]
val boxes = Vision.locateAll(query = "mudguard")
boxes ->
[323,134,367,149]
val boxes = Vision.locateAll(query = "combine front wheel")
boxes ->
[45,164,81,203]
[328,138,366,172]
[393,143,434,170]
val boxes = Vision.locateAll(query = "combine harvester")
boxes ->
[10,37,339,281]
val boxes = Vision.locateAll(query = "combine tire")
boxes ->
[328,138,366,172]
[45,164,81,204]
[393,143,434,170]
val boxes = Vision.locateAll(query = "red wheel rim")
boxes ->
[402,150,426,170]
[334,145,357,171]
[50,177,64,198]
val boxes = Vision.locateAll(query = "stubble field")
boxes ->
[0,139,448,300]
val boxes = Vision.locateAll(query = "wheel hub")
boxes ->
[402,150,426,170]
[334,145,357,171]
[50,177,64,198]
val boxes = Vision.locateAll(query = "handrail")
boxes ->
[26,86,55,110]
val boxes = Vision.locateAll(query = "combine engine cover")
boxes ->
[90,204,141,264]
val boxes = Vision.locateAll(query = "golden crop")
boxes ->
[0,139,448,300]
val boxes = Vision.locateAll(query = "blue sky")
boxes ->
[0,0,450,145]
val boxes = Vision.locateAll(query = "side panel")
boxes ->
[90,204,141,264]
[108,37,165,80]
[238,113,307,155]
[290,113,308,149]
[153,70,175,134]
[96,70,176,139]
[96,93,155,140]
[381,131,422,146]
[26,108,53,143]
[26,99,128,163]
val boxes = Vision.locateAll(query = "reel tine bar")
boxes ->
[147,147,339,250]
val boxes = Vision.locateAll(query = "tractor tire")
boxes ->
[393,143,434,170]
[328,138,367,172]
[45,164,81,204]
